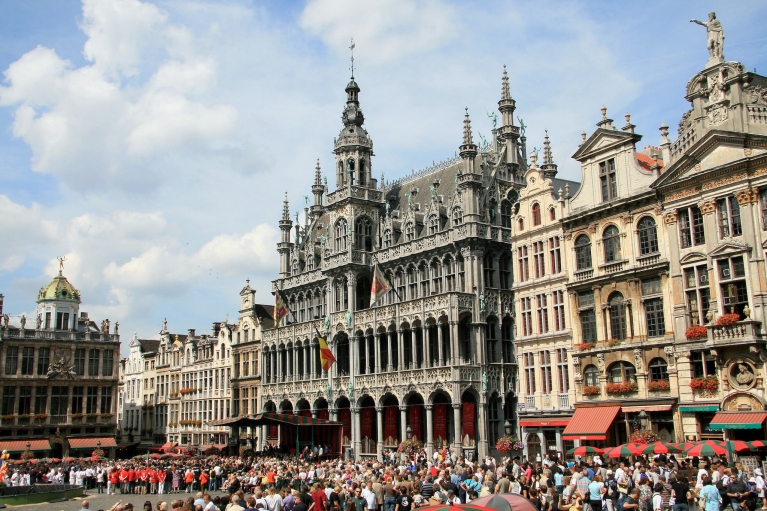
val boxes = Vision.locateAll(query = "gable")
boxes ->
[679,251,708,264]
[709,240,751,258]
[572,128,641,162]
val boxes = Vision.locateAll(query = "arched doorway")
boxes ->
[406,393,425,442]
[431,392,453,448]
[381,394,400,448]
[460,391,477,449]
[358,395,377,454]
[336,397,351,446]
[51,441,63,459]
[526,433,541,463]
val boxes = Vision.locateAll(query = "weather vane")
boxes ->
[349,38,355,78]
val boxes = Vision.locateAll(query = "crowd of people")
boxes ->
[2,446,766,511]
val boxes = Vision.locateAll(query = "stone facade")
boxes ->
[0,270,120,458]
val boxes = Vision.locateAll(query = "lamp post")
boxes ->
[504,420,513,436]
[406,426,412,440]
[26,442,30,449]
[637,410,649,431]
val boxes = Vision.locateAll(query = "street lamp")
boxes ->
[406,426,412,440]
[504,420,513,436]
[637,410,649,430]
[96,441,101,448]
[26,442,30,449]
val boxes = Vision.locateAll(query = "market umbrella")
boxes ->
[717,440,752,452]
[567,446,603,456]
[685,442,728,457]
[472,494,538,511]
[420,505,496,511]
[638,442,682,454]
[604,444,642,458]
[748,440,767,449]
[469,495,511,511]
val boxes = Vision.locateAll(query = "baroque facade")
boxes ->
[0,269,119,458]
[261,69,524,460]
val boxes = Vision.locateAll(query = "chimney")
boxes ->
[0,294,3,317]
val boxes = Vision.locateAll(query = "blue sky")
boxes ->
[0,0,765,353]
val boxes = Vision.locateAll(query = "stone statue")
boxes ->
[407,193,412,209]
[478,133,488,150]
[326,383,332,398]
[2,314,8,329]
[114,321,119,334]
[324,314,330,333]
[487,111,498,129]
[348,379,354,398]
[517,117,526,138]
[691,12,724,62]
[162,317,168,332]
[323,176,328,187]
[481,371,488,393]
[19,315,25,329]
[304,195,309,207]
[430,184,437,203]
[735,363,755,386]
[345,309,352,329]
[479,292,486,312]
[36,315,41,330]
[531,147,540,161]
[385,202,390,217]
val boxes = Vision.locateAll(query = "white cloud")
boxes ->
[0,195,58,273]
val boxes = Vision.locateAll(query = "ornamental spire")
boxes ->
[543,130,553,165]
[501,65,510,100]
[282,192,290,221]
[463,108,474,145]
[315,159,322,185]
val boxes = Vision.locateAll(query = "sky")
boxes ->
[0,0,765,354]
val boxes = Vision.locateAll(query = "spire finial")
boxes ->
[315,159,322,185]
[601,105,607,120]
[463,108,474,145]
[282,192,290,221]
[501,65,510,100]
[349,38,355,78]
[543,130,553,165]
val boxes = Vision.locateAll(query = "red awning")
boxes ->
[68,437,118,449]
[118,442,139,449]
[562,406,621,440]
[520,420,570,427]
[147,446,164,453]
[160,441,178,452]
[710,412,767,430]
[621,405,673,413]
[0,440,51,452]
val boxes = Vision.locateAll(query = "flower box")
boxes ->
[717,313,740,327]
[648,380,671,391]
[690,375,719,392]
[180,388,197,395]
[577,343,596,351]
[685,324,707,340]
[582,385,600,396]
[34,413,48,422]
[397,438,423,453]
[630,430,660,444]
[1,414,16,423]
[606,382,638,395]
[495,435,523,453]
[607,339,622,347]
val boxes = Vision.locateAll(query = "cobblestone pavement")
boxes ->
[6,489,231,511]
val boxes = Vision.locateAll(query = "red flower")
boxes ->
[690,376,719,392]
[577,343,596,351]
[685,325,707,340]
[606,382,638,395]
[583,385,600,396]
[648,380,670,391]
[717,313,740,327]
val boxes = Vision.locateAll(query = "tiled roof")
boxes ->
[636,152,664,172]
[562,405,621,440]
[0,440,51,452]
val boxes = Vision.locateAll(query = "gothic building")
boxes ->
[261,69,524,460]
[0,270,119,458]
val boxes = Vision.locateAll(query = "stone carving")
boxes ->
[691,12,724,63]
[597,353,605,371]
[36,315,41,330]
[703,173,747,191]
[723,392,763,412]
[698,199,717,214]
[746,86,767,105]
[736,188,759,205]
[707,103,728,126]
[729,362,756,390]
[667,187,700,201]
[678,110,693,135]
[47,349,76,380]
[663,212,678,224]
[2,314,8,329]
[19,315,25,329]
[634,349,643,370]
[664,346,676,367]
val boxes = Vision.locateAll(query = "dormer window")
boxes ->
[428,215,439,235]
[599,158,617,201]
[405,222,415,241]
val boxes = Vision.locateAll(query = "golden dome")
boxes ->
[37,272,81,302]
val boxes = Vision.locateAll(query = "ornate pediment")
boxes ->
[708,240,751,257]
[679,251,708,264]
[572,128,640,162]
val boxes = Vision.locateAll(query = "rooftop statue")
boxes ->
[691,12,724,63]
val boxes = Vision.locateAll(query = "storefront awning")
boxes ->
[118,442,139,449]
[161,441,178,452]
[68,437,118,449]
[520,420,570,427]
[621,405,673,413]
[679,405,719,413]
[0,440,51,452]
[709,412,767,430]
[562,406,620,440]
[147,446,164,453]
[212,412,341,428]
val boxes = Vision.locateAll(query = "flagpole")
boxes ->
[370,254,403,305]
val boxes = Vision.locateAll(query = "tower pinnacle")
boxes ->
[282,192,290,221]
[501,65,511,100]
[463,108,474,145]
[540,130,558,179]
[349,38,356,79]
[315,159,322,185]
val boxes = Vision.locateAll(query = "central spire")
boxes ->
[349,37,356,79]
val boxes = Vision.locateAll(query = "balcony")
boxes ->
[600,260,626,274]
[559,393,570,409]
[636,253,661,267]
[574,269,593,281]
[525,396,536,410]
[707,320,762,345]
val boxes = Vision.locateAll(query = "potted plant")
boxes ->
[582,385,600,396]
[71,412,84,421]
[630,429,660,444]
[101,412,114,419]
[690,375,719,392]
[717,313,740,327]
[34,413,48,423]
[397,437,423,454]
[606,382,639,395]
[648,380,671,391]
[607,338,622,347]
[577,343,596,351]
[685,324,708,340]
[495,435,523,453]
[1,414,16,424]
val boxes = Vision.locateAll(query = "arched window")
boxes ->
[609,292,627,340]
[452,207,463,226]
[407,265,418,299]
[428,215,439,235]
[430,260,442,294]
[603,225,621,262]
[419,263,430,297]
[648,358,669,381]
[405,222,415,241]
[499,254,511,289]
[575,235,592,270]
[549,207,556,221]
[532,203,541,226]
[444,257,455,291]
[336,335,350,375]
[291,259,300,276]
[334,219,348,251]
[518,218,524,231]
[486,317,498,363]
[347,158,356,185]
[608,361,636,383]
[355,216,373,251]
[359,159,366,186]
[583,364,599,386]
[637,217,659,255]
[382,229,392,248]
[500,201,512,228]
[337,161,345,186]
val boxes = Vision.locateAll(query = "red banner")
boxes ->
[462,402,475,440]
[339,408,352,441]
[299,409,311,417]
[409,406,422,440]
[269,424,278,438]
[434,404,448,441]
[318,409,329,420]
[360,407,374,439]
[384,406,398,442]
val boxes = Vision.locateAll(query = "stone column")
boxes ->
[376,406,384,461]
[306,345,311,379]
[399,405,407,444]
[373,334,379,374]
[452,403,463,455]
[411,329,417,369]
[387,332,393,371]
[397,329,405,370]
[477,401,488,459]
[425,403,434,458]
[437,324,444,366]
[352,407,361,459]
[450,321,459,365]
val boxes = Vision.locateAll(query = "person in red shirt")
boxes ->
[158,467,167,495]
[150,468,159,494]
[128,466,137,494]
[119,466,130,494]
[109,468,119,495]
[312,482,328,511]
